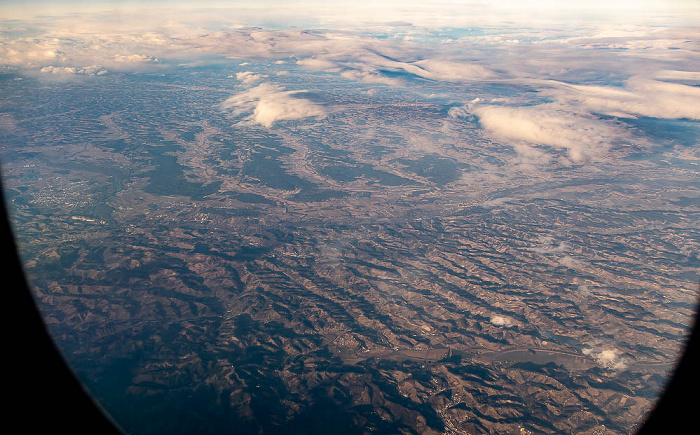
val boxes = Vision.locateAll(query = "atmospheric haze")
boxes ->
[1,1,698,434]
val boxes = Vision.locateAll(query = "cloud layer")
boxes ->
[545,77,700,120]
[2,4,698,165]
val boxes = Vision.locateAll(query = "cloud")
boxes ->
[0,29,167,72]
[457,34,522,45]
[472,104,626,162]
[411,59,495,82]
[181,28,497,87]
[531,237,569,254]
[236,71,268,84]
[297,58,340,71]
[545,77,700,120]
[0,38,63,67]
[220,83,325,128]
[340,69,401,86]
[340,57,495,85]
[481,197,513,208]
[558,255,587,270]
[578,285,592,296]
[40,65,107,76]
[653,70,700,81]
[583,347,628,370]
[113,54,158,63]
[490,316,513,327]
[4,5,697,143]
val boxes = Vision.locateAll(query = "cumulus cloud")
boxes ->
[0,21,175,71]
[40,65,107,76]
[490,316,513,327]
[236,71,268,84]
[220,83,325,128]
[472,104,626,162]
[583,347,628,370]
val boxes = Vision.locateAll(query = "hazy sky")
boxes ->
[2,0,699,27]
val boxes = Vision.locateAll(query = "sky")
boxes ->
[2,0,699,27]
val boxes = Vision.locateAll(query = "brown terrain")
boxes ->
[1,69,698,434]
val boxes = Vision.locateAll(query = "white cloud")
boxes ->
[340,69,400,86]
[0,39,63,67]
[113,54,158,63]
[296,58,341,72]
[490,316,513,327]
[220,83,325,128]
[40,65,107,76]
[583,347,628,370]
[412,59,495,82]
[3,3,697,152]
[179,28,498,87]
[340,57,495,85]
[653,70,700,81]
[472,104,626,162]
[545,77,700,120]
[236,71,268,84]
[458,34,522,45]
[0,29,168,72]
